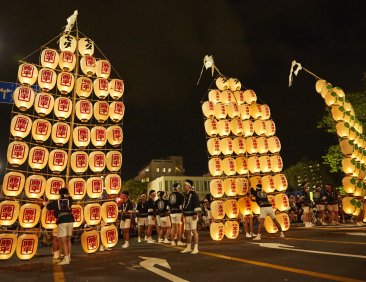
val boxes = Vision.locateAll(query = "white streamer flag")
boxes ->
[288,60,303,87]
[64,10,78,34]
[197,55,215,85]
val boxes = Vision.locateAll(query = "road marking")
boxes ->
[53,260,65,282]
[285,237,366,245]
[139,256,189,282]
[346,233,366,236]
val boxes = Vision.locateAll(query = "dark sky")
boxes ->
[1,0,366,180]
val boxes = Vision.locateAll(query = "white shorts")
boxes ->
[316,205,325,211]
[160,216,171,228]
[302,206,310,213]
[170,213,182,224]
[52,226,58,237]
[156,215,161,227]
[259,207,275,219]
[184,216,198,231]
[138,217,148,226]
[148,215,156,226]
[120,219,131,229]
[58,222,73,237]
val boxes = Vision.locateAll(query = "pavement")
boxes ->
[1,224,366,282]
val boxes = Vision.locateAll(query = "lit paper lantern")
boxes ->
[59,34,77,52]
[71,151,88,174]
[217,119,230,137]
[7,141,29,167]
[221,90,235,104]
[265,120,276,136]
[101,201,119,223]
[333,87,345,97]
[80,55,96,76]
[57,72,75,94]
[226,103,240,118]
[233,90,245,105]
[109,79,124,100]
[243,89,257,104]
[230,118,244,136]
[210,179,224,198]
[91,126,107,148]
[268,195,276,210]
[109,101,125,122]
[40,48,59,69]
[32,119,51,143]
[260,104,271,120]
[248,156,260,174]
[257,136,269,154]
[101,225,118,248]
[19,203,41,228]
[320,83,333,99]
[228,78,241,91]
[48,149,68,173]
[13,86,35,111]
[239,104,250,120]
[274,193,290,211]
[25,175,46,198]
[216,77,229,90]
[202,101,215,118]
[223,157,236,176]
[59,51,76,71]
[259,155,272,173]
[81,230,99,254]
[34,93,54,117]
[73,126,90,148]
[89,151,106,173]
[105,174,122,195]
[210,222,225,241]
[16,234,38,260]
[354,185,366,197]
[224,199,239,219]
[76,76,93,98]
[38,68,56,91]
[254,120,267,136]
[41,207,57,229]
[210,200,225,220]
[235,157,248,175]
[45,177,64,200]
[353,207,361,216]
[236,178,249,196]
[220,138,233,155]
[315,79,327,93]
[342,158,356,174]
[342,176,356,194]
[93,78,109,99]
[78,38,95,56]
[51,122,70,146]
[54,97,72,120]
[268,136,281,153]
[331,106,345,121]
[106,151,122,172]
[106,125,123,147]
[86,177,104,198]
[250,103,262,119]
[273,174,288,192]
[84,203,102,226]
[72,205,84,228]
[224,220,239,239]
[0,234,17,260]
[96,59,111,78]
[246,137,258,154]
[242,120,254,137]
[276,213,290,231]
[232,137,246,155]
[340,139,354,156]
[342,197,356,215]
[0,201,20,226]
[336,122,350,138]
[75,100,93,122]
[214,103,227,119]
[28,146,49,171]
[324,91,339,107]
[17,63,38,86]
[264,216,278,234]
[208,89,221,103]
[261,175,275,193]
[249,176,261,188]
[270,155,283,173]
[223,178,237,197]
[2,172,25,197]
[10,115,32,140]
[204,118,218,136]
[207,138,220,156]
[94,101,109,123]
[68,178,87,200]
[238,196,252,216]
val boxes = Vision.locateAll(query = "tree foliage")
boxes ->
[122,179,147,203]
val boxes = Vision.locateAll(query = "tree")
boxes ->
[122,179,147,203]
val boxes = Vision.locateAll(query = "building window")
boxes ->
[156,168,160,172]
[165,181,168,189]
[162,168,166,172]
[168,168,172,173]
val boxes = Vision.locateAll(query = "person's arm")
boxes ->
[192,192,201,220]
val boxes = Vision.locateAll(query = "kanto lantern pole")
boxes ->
[288,60,323,87]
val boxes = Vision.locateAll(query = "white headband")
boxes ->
[184,181,192,187]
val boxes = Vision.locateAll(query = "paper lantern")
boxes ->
[38,68,56,91]
[210,222,225,241]
[101,225,118,248]
[333,87,345,98]
[342,197,356,215]
[210,179,224,198]
[72,126,90,148]
[342,176,356,194]
[228,78,241,91]
[243,89,257,104]
[265,120,276,136]
[40,48,59,69]
[75,100,93,122]
[273,174,288,192]
[109,101,125,122]
[274,193,290,211]
[32,119,51,143]
[89,151,106,173]
[51,122,70,146]
[223,157,236,176]
[17,63,38,86]
[48,149,68,173]
[0,234,17,260]
[354,185,366,197]
[10,115,32,140]
[254,120,267,136]
[96,59,111,78]
[208,89,221,103]
[19,203,41,228]
[249,176,261,188]
[315,79,327,93]
[210,200,225,220]
[2,172,25,197]
[246,137,258,154]
[239,104,250,120]
[248,156,260,174]
[86,177,104,198]
[257,136,269,154]
[232,137,246,155]
[270,155,283,173]
[80,55,96,76]
[59,51,76,71]
[353,207,361,216]
[261,175,276,193]
[54,97,72,120]
[76,76,93,98]
[331,106,345,121]
[259,155,272,173]
[204,118,218,136]
[72,205,84,228]
[224,220,239,239]
[216,77,229,90]
[0,201,20,226]
[45,177,64,200]
[16,234,38,260]
[91,126,107,148]
[336,122,350,138]
[349,127,358,141]
[106,151,122,172]
[226,103,240,118]
[233,90,245,105]
[220,138,233,155]
[230,118,244,136]
[207,138,220,156]
[217,120,230,137]
[13,86,35,111]
[268,136,281,153]
[59,34,77,52]
[223,178,237,197]
[221,90,235,104]
[25,175,46,198]
[249,103,262,119]
[238,196,252,216]
[343,111,355,126]
[264,216,279,234]
[57,72,75,94]
[250,198,260,214]
[94,101,109,123]
[68,178,87,200]
[236,178,249,196]
[224,199,239,219]
[202,101,215,118]
[28,146,49,171]
[93,78,109,99]
[101,201,119,223]
[276,213,290,231]
[340,139,354,156]
[342,158,357,174]
[71,151,88,174]
[84,203,102,226]
[105,174,122,195]
[235,157,248,175]
[109,79,124,100]
[260,104,271,120]
[343,100,355,115]
[214,103,227,119]
[325,91,340,107]
[268,195,276,210]
[242,120,254,137]
[7,141,29,166]
[79,37,95,56]
[34,93,54,117]
[320,83,333,99]
[81,230,99,254]
[41,207,57,229]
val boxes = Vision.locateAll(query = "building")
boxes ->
[296,163,323,190]
[135,156,185,183]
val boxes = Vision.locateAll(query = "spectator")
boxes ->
[313,186,327,225]
[325,184,340,225]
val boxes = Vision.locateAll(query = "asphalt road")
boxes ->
[1,224,366,282]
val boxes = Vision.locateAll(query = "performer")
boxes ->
[146,190,157,243]
[169,183,185,246]
[136,194,149,243]
[155,191,171,243]
[120,191,134,248]
[300,182,314,227]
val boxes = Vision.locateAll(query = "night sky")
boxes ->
[1,1,366,180]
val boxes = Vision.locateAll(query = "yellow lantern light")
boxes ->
[76,76,93,98]
[268,195,276,210]
[34,93,55,117]
[210,179,224,198]
[228,78,241,91]
[106,126,123,148]
[32,119,51,143]
[57,72,75,94]
[348,127,358,141]
[210,222,225,241]
[250,199,260,215]
[342,197,356,215]
[353,207,361,216]
[273,173,288,192]
[93,78,109,99]
[28,146,49,171]
[0,200,20,226]
[75,100,93,122]
[7,141,29,167]
[54,97,72,120]
[236,178,249,196]
[238,196,252,216]
[320,83,333,99]
[84,203,102,226]
[261,175,275,193]
[234,90,245,105]
[214,103,227,119]
[217,119,230,137]
[202,101,215,118]
[80,55,96,76]
[25,175,46,199]
[86,177,103,198]
[246,137,258,154]
[101,225,118,248]
[96,59,111,78]
[230,118,244,136]
[315,79,327,93]
[276,213,290,231]
[257,136,269,154]
[268,136,281,153]
[265,120,276,136]
[109,101,125,122]
[342,158,356,174]
[342,176,356,194]
[232,137,246,155]
[71,151,88,174]
[219,138,233,155]
[59,34,77,52]
[336,122,350,138]
[249,176,261,188]
[18,63,38,86]
[59,51,76,71]
[45,177,64,200]
[89,151,106,173]
[16,234,38,260]
[109,79,124,100]
[51,122,70,146]
[106,151,122,172]
[41,207,57,229]
[13,86,35,111]
[235,156,248,175]
[270,155,283,173]
[68,178,87,200]
[340,139,354,156]
[274,193,290,212]
[239,104,251,120]
[91,126,107,148]
[331,106,345,121]
[81,230,99,254]
[105,174,122,195]
[208,89,221,103]
[94,101,109,123]
[248,156,261,174]
[259,155,272,173]
[209,158,223,177]
[2,172,25,197]
[333,87,345,97]
[260,104,271,120]
[78,38,95,56]
[221,90,235,104]
[10,115,32,140]
[216,77,229,90]
[40,48,59,69]
[249,103,262,119]
[324,91,339,107]
[226,103,240,118]
[19,203,41,228]
[204,118,218,136]
[223,157,236,176]
[364,205,366,223]
[242,120,254,137]
[71,204,84,228]
[73,126,91,148]
[0,234,17,260]
[210,200,225,220]
[224,220,239,239]
[207,138,221,156]
[254,120,267,136]
[264,216,279,234]
[343,100,354,115]
[354,185,365,197]
[38,68,56,91]
[223,177,237,196]
[101,201,119,223]
[48,149,68,173]
[243,89,257,104]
